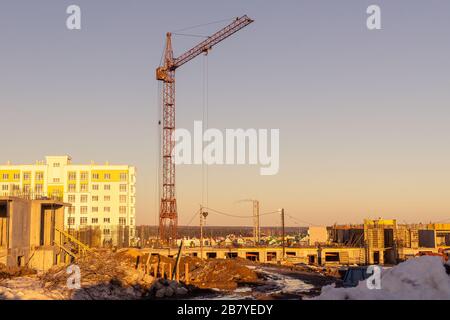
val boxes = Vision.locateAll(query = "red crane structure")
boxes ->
[156,15,254,244]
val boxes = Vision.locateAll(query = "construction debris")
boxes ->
[148,279,188,298]
[0,264,36,280]
[39,249,154,299]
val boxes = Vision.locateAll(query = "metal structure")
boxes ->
[156,15,254,243]
[238,199,260,244]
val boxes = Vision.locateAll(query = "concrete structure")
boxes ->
[307,226,328,245]
[146,246,366,266]
[0,196,69,271]
[0,156,136,246]
[146,219,450,267]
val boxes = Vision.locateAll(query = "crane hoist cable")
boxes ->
[171,17,237,33]
[202,53,209,211]
[172,33,209,39]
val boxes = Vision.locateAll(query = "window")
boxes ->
[92,184,99,190]
[53,163,60,167]
[103,229,110,235]
[130,197,135,204]
[68,195,76,203]
[80,184,88,192]
[92,218,98,224]
[104,207,111,213]
[68,172,77,181]
[53,178,60,183]
[92,173,99,180]
[68,217,75,225]
[80,206,88,214]
[92,207,98,213]
[119,217,126,225]
[2,174,8,180]
[2,185,8,191]
[131,186,135,193]
[12,184,20,191]
[35,184,43,193]
[104,173,111,180]
[104,195,110,201]
[80,195,88,203]
[119,184,127,192]
[119,206,127,214]
[104,218,111,223]
[104,185,111,191]
[130,218,134,226]
[130,207,135,215]
[35,172,44,181]
[68,184,76,192]
[92,196,98,202]
[80,172,88,181]
[13,173,20,180]
[120,173,127,181]
[23,172,31,181]
[80,217,87,225]
[68,207,75,214]
[120,195,127,203]
[23,184,31,193]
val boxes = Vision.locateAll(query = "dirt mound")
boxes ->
[189,259,258,290]
[134,252,258,291]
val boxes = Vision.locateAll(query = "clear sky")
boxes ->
[1,0,450,227]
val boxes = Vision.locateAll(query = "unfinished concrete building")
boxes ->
[363,219,397,264]
[0,196,69,271]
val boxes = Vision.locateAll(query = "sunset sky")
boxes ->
[1,0,450,226]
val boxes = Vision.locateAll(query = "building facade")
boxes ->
[0,156,136,245]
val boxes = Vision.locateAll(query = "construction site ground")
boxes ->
[0,248,338,300]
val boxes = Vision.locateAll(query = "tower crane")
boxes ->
[156,15,254,244]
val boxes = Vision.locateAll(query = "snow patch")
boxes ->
[315,256,450,300]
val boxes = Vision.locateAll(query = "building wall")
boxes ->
[0,156,136,245]
[308,226,328,245]
[6,198,31,267]
[27,202,66,271]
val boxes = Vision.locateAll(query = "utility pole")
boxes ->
[253,200,260,245]
[199,206,208,260]
[281,208,285,259]
[200,205,203,260]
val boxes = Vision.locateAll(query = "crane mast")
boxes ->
[156,15,254,244]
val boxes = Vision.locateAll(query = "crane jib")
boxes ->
[172,15,254,69]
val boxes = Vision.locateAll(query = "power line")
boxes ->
[285,213,316,227]
[204,207,279,219]
[185,208,202,227]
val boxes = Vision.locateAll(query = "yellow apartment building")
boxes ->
[0,156,136,245]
